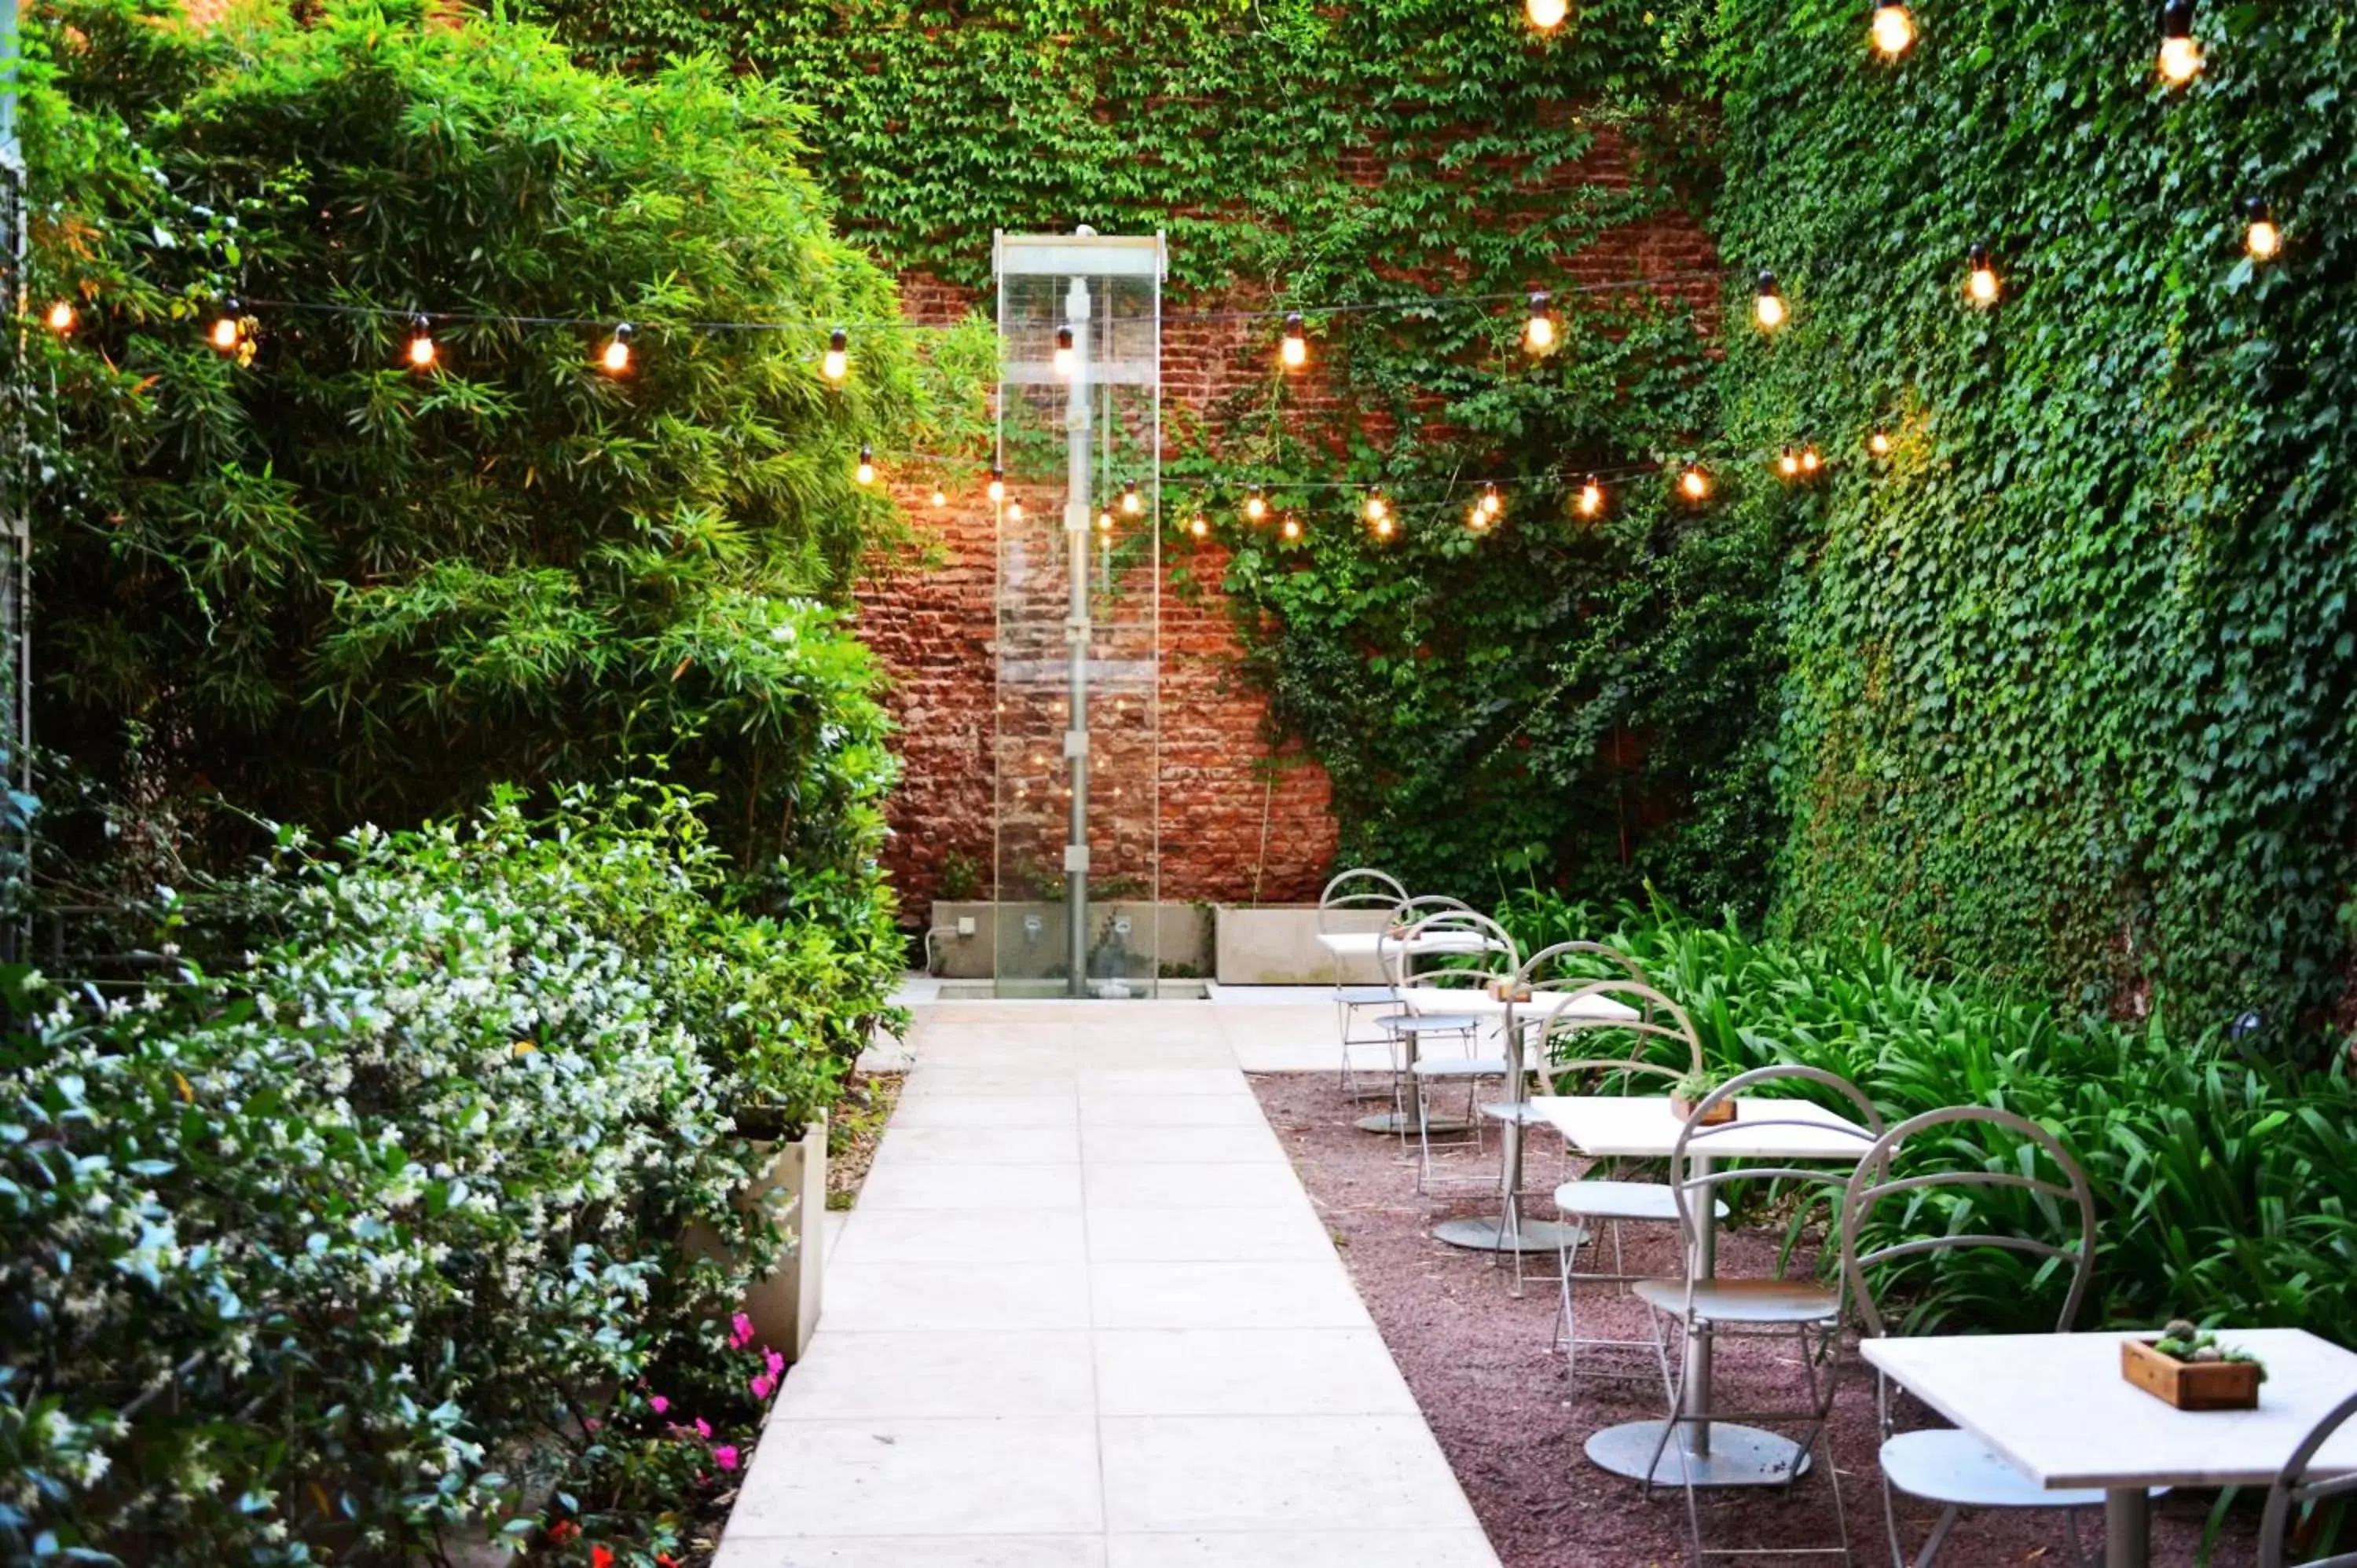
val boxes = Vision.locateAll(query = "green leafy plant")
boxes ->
[2151,1318,2266,1378]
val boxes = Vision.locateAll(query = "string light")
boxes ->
[210,298,244,354]
[406,313,438,370]
[1680,464,1711,502]
[2157,0,2201,85]
[1527,0,1569,30]
[1523,290,1557,354]
[1479,482,1503,518]
[822,327,849,382]
[1372,511,1396,541]
[1577,474,1605,517]
[987,467,1006,503]
[1006,500,1025,523]
[1363,488,1390,525]
[1098,508,1117,537]
[2245,197,2282,261]
[1053,324,1077,379]
[1120,479,1142,515]
[1189,514,1209,540]
[1801,444,1823,474]
[1245,485,1269,522]
[1754,270,1787,332]
[1780,446,1802,479]
[601,321,633,375]
[1871,0,1915,57]
[1281,515,1302,542]
[1868,430,1893,457]
[931,485,949,509]
[45,300,78,335]
[1967,242,2000,306]
[1280,312,1308,371]
[1466,503,1491,534]
[855,444,877,486]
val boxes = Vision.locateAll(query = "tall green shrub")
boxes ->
[1706,0,2357,1022]
[23,0,988,886]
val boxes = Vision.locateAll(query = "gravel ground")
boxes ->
[1249,1071,2264,1568]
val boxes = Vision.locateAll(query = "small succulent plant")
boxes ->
[2152,1318,2267,1379]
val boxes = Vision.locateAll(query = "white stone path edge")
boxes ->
[713,998,1502,1568]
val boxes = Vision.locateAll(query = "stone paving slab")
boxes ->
[718,999,1501,1568]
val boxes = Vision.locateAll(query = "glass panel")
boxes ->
[992,235,1163,998]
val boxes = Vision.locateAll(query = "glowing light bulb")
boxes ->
[1967,243,2000,306]
[1120,479,1142,515]
[1578,475,1604,517]
[1245,485,1268,522]
[2157,0,2201,84]
[2245,197,2281,260]
[210,298,243,354]
[822,327,849,382]
[406,313,437,369]
[1053,324,1076,379]
[1801,445,1822,474]
[855,444,876,486]
[1681,465,1710,502]
[1754,270,1787,332]
[1523,290,1556,354]
[1006,500,1025,523]
[1479,482,1502,518]
[1527,0,1569,30]
[1364,489,1389,525]
[1281,515,1301,542]
[1097,509,1114,535]
[1466,504,1490,534]
[1373,513,1395,540]
[1869,430,1892,457]
[1189,514,1209,540]
[931,485,949,508]
[1280,312,1307,371]
[45,299,76,335]
[1871,1,1915,57]
[987,467,1006,504]
[1780,447,1802,479]
[602,322,633,375]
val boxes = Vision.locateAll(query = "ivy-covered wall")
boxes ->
[1713,0,2357,1026]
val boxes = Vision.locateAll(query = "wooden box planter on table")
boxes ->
[1669,1094,1739,1126]
[2121,1337,2263,1410]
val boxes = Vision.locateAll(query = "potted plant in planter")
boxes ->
[2121,1318,2267,1409]
[1670,1068,1738,1125]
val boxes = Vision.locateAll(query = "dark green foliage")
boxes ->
[24,0,987,887]
[1708,0,2357,1022]
[523,0,1785,910]
[1501,892,2357,1346]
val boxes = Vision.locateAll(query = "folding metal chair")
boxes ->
[2260,1389,2357,1568]
[1315,866,1411,1094]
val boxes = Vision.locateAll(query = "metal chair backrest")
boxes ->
[1317,866,1409,933]
[1667,1064,1886,1297]
[1533,979,1704,1087]
[1838,1105,2096,1342]
[2260,1390,2357,1568]
[1378,907,1518,995]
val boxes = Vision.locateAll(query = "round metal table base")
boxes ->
[1431,1214,1582,1254]
[1584,1420,1813,1487]
[1354,1112,1470,1134]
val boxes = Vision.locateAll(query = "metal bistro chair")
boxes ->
[1378,909,1517,1194]
[1637,1064,1886,1566]
[1839,1107,2110,1568]
[2260,1390,2357,1568]
[1532,977,1728,1384]
[1351,893,1479,1135]
[1317,866,1413,1096]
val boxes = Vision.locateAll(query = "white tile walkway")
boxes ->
[717,998,1500,1568]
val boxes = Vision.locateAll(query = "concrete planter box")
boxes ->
[926,899,1211,982]
[684,1111,827,1365]
[1215,904,1388,985]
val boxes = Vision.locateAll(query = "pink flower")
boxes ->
[713,1444,741,1471]
[764,1347,785,1378]
[583,1417,601,1432]
[649,1395,669,1415]
[695,1418,712,1439]
[728,1312,756,1350]
[750,1374,775,1400]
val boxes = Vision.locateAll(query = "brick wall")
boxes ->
[862,126,1719,925]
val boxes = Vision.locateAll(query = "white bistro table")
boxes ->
[1316,929,1504,1134]
[1529,1093,1877,1486]
[1864,1328,2357,1568]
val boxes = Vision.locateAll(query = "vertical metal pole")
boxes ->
[0,0,27,969]
[1062,277,1092,996]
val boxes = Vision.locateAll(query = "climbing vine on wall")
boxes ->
[1711,0,2357,1028]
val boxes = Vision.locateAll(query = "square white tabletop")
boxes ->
[1862,1329,2357,1490]
[1314,929,1501,958]
[1529,1093,1876,1160]
[1395,985,1640,1024]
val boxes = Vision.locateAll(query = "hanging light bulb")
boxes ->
[1244,485,1268,522]
[1466,503,1491,534]
[210,298,244,354]
[1527,0,1569,31]
[1801,444,1823,474]
[1479,482,1503,518]
[1097,508,1115,536]
[1680,464,1710,502]
[1280,312,1308,371]
[987,467,1006,504]
[1868,430,1893,457]
[2244,197,2282,260]
[1871,0,1915,57]
[931,485,949,509]
[1779,446,1802,479]
[1363,488,1390,525]
[2157,0,2201,84]
[1120,479,1142,515]
[1053,324,1076,379]
[822,327,849,383]
[406,313,438,369]
[1967,242,2000,306]
[1006,500,1025,523]
[855,444,877,486]
[1281,515,1302,542]
[44,299,76,335]
[1577,474,1605,517]
[1189,514,1209,540]
[1373,511,1396,541]
[1523,290,1557,354]
[601,321,634,375]
[1754,270,1787,332]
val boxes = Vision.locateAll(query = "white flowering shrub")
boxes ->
[0,784,879,1564]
